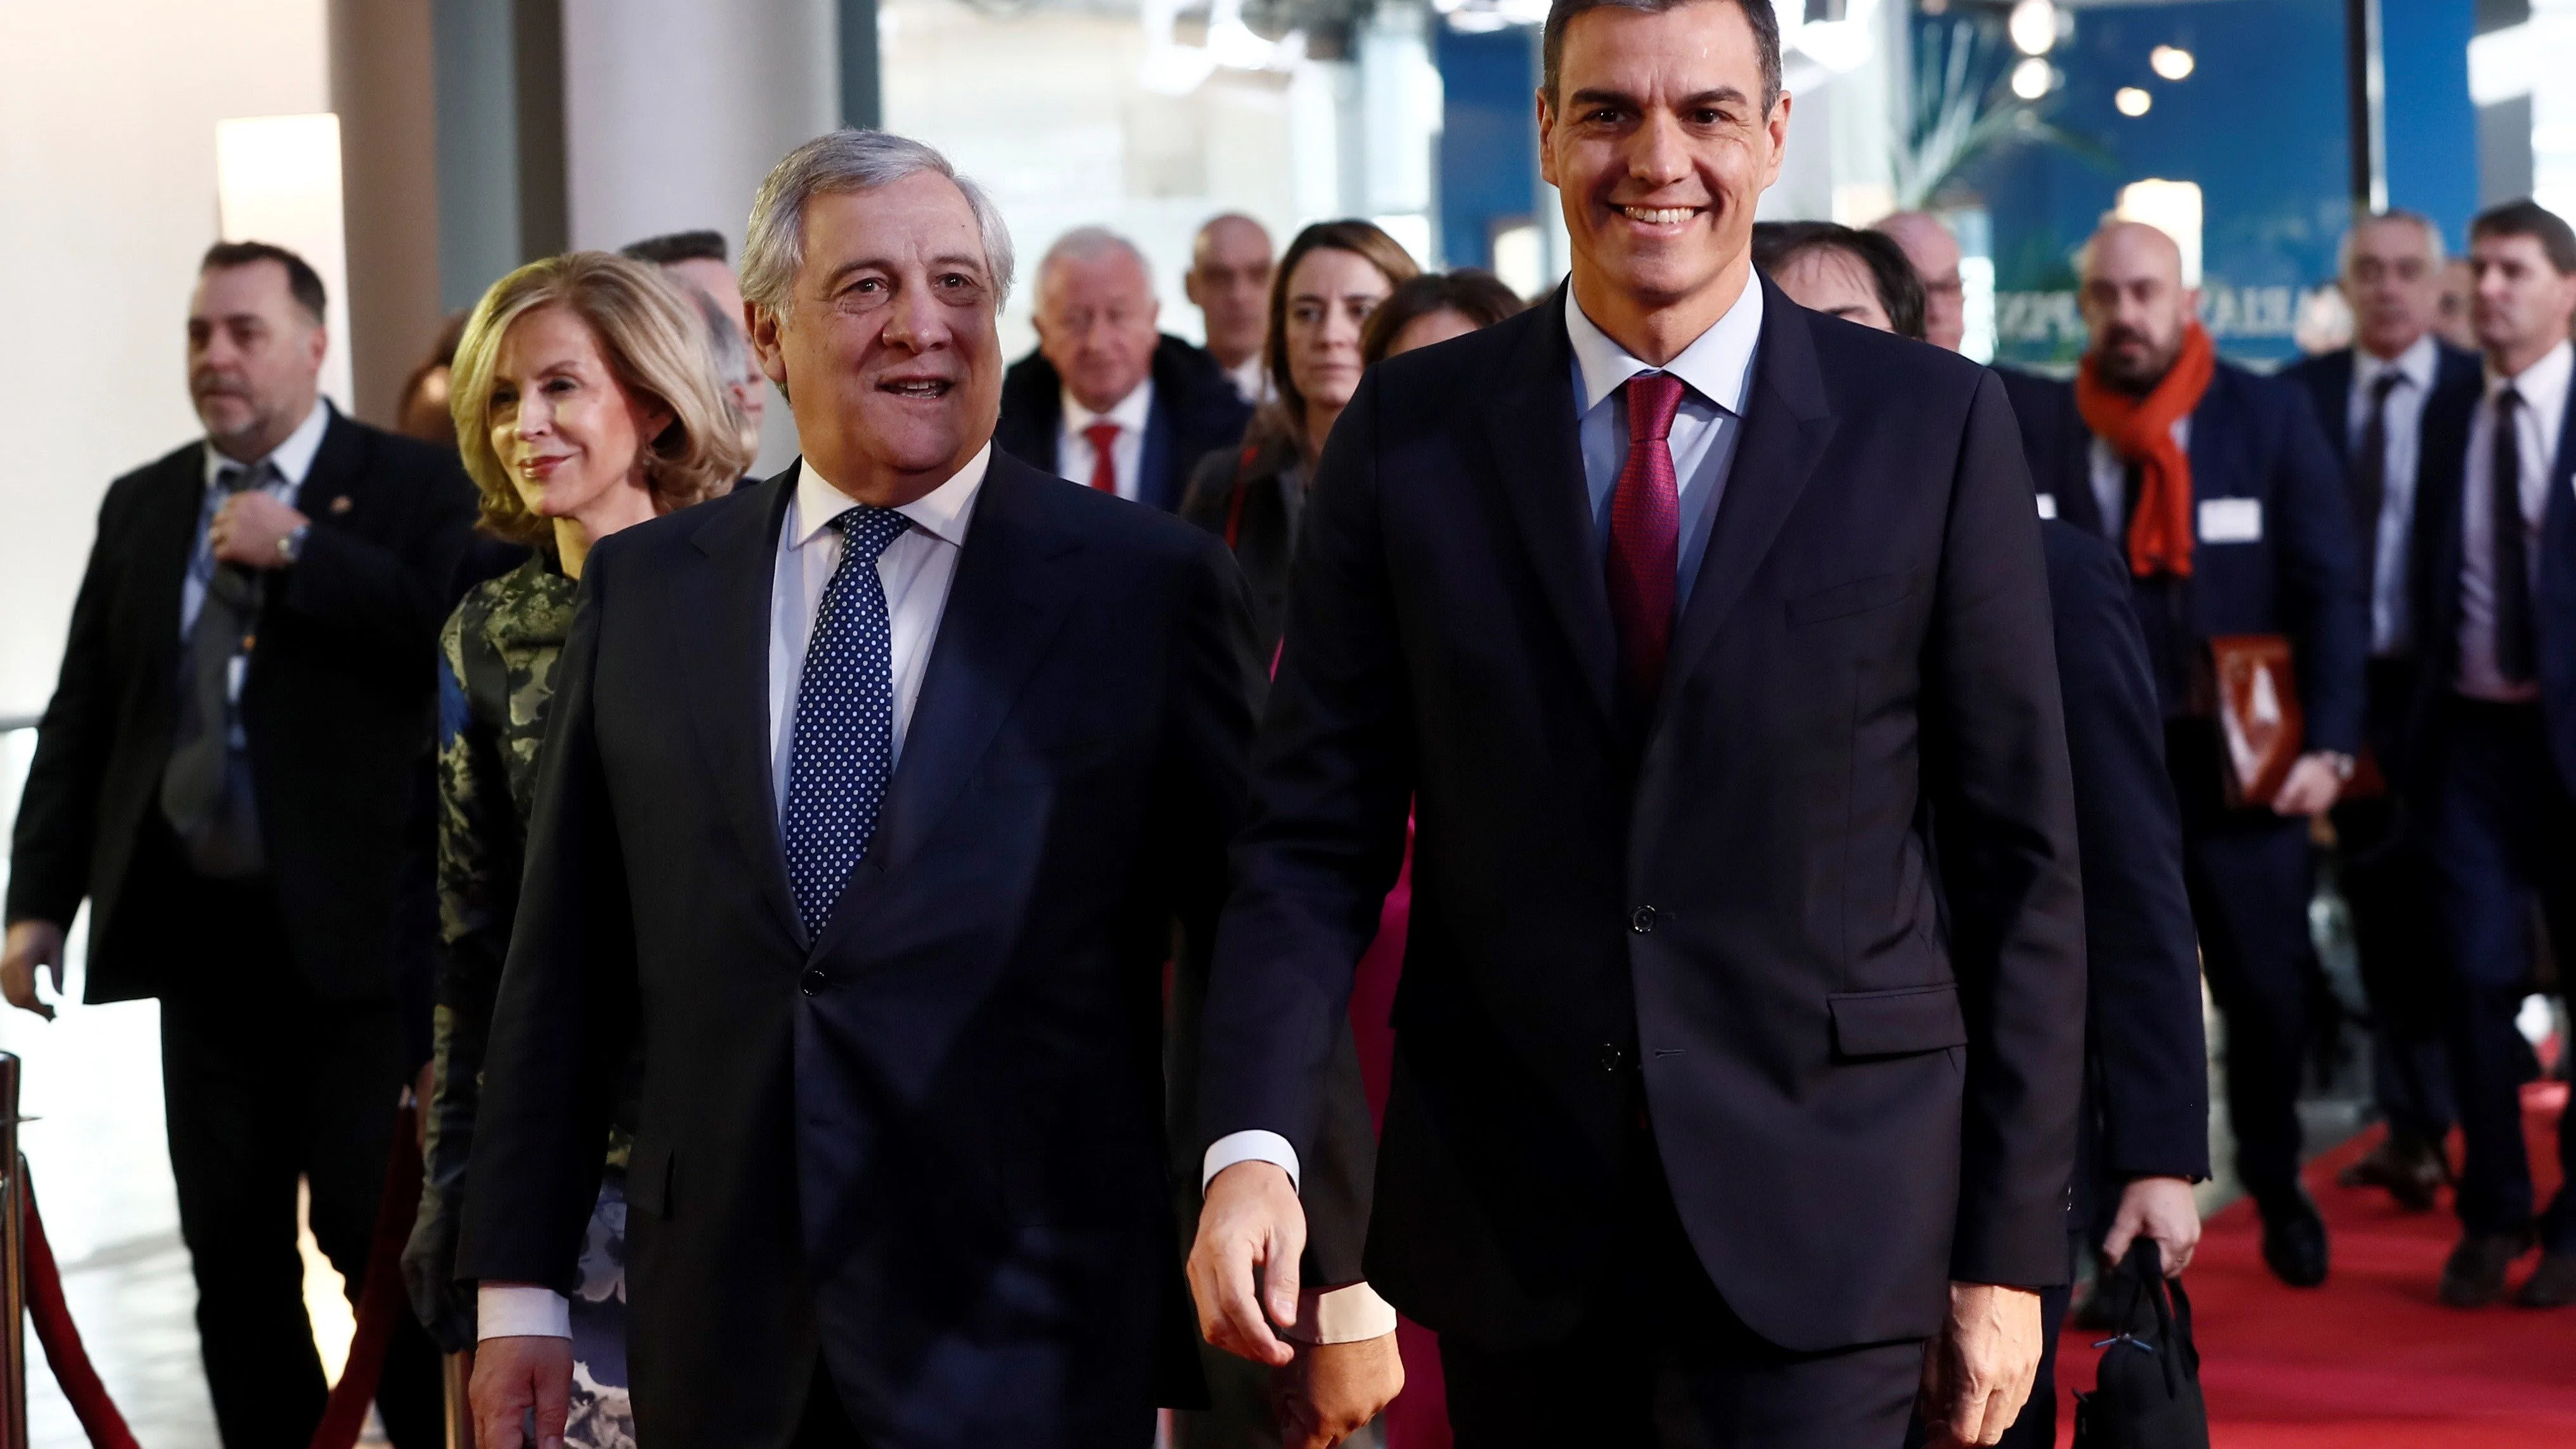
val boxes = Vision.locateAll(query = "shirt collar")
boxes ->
[1062,377,1155,436]
[2356,333,2438,392]
[1564,275,1764,418]
[2489,338,2573,404]
[203,397,331,487]
[790,442,991,552]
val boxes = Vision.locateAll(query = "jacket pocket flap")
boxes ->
[627,1140,674,1218]
[1829,984,1967,1059]
[1786,572,1915,626]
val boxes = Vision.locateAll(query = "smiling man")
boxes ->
[1185,3,2084,1446]
[461,131,1263,1448]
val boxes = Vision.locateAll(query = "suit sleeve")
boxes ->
[278,446,478,653]
[2045,528,2210,1183]
[1195,372,1415,1175]
[1924,371,2090,1288]
[6,486,130,928]
[455,544,639,1292]
[2270,382,2369,754]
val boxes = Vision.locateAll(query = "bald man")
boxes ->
[1874,211,1967,352]
[1186,214,1276,404]
[2051,221,2366,1291]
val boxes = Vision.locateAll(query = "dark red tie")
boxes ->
[1606,373,1687,705]
[1085,422,1121,494]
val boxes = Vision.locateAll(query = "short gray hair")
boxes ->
[1037,226,1152,300]
[2339,209,2445,275]
[740,129,1017,318]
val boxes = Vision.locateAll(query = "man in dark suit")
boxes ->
[2048,220,2368,1289]
[2407,198,2576,1310]
[461,131,1274,1448]
[1187,3,2087,1445]
[2,242,467,1447]
[994,226,1253,512]
[2281,210,2484,1211]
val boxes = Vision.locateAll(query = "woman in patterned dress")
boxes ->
[401,251,753,1445]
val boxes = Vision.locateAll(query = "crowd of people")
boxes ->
[1,1,2570,1448]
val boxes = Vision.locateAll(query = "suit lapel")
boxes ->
[810,454,1082,959]
[678,467,806,948]
[1658,278,1836,709]
[1483,291,1619,729]
[1140,394,1176,512]
[133,448,210,692]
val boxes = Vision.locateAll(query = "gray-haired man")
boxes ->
[463,130,1272,1448]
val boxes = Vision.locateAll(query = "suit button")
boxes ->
[1599,1043,1629,1074]
[1630,905,1659,934]
[799,968,827,997]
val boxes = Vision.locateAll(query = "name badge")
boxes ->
[2035,493,2059,520]
[2199,497,2262,544]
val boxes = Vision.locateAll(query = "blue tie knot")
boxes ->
[830,505,911,563]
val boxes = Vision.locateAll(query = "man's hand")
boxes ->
[1273,1332,1404,1449]
[1188,1161,1306,1368]
[470,1335,572,1449]
[209,491,308,569]
[2103,1175,2201,1277]
[1917,1281,2042,1448]
[2,919,67,1021]
[2269,752,2345,816]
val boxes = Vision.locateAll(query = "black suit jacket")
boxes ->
[2040,522,2208,1199]
[994,335,1255,512]
[2016,363,2369,757]
[7,408,476,1002]
[457,453,1261,1448]
[2408,354,2576,791]
[1195,282,2087,1355]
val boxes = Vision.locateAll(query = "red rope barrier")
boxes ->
[21,1174,143,1449]
[309,1095,425,1449]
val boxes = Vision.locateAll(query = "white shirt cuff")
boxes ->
[478,1283,572,1340]
[1283,1282,1400,1345]
[1202,1130,1301,1194]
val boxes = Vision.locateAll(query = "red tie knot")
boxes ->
[1085,420,1123,453]
[1626,372,1687,445]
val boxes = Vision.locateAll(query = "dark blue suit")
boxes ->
[458,453,1262,1446]
[2280,342,2483,1159]
[995,335,1254,512]
[2041,361,2368,1215]
[2409,356,2576,1251]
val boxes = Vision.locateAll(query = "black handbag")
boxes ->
[2071,1239,2210,1449]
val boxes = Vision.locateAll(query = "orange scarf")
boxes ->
[2076,321,2216,578]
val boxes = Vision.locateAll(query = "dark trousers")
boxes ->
[792,1363,870,1448]
[157,863,442,1448]
[2427,697,2576,1249]
[1439,1145,1919,1449]
[2336,658,2456,1145]
[2167,724,2319,1210]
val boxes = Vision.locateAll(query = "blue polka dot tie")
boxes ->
[783,505,911,940]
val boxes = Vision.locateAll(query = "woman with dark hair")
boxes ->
[1361,268,1528,364]
[1180,219,1418,653]
[1752,219,1930,341]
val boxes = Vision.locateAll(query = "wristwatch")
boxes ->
[2319,750,2357,782]
[278,522,311,565]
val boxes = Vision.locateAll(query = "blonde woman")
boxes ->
[402,252,750,1441]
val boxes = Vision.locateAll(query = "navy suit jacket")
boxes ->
[458,453,1261,1448]
[2019,363,2369,756]
[994,335,1254,512]
[2040,522,2208,1196]
[1197,282,2087,1355]
[2409,354,2576,791]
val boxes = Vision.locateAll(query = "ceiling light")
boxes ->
[2011,57,2054,101]
[2115,87,2153,117]
[2008,0,2059,57]
[2149,46,2195,81]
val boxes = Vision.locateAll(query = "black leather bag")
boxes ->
[2072,1240,2210,1449]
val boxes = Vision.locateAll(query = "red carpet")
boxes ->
[2052,1081,2576,1446]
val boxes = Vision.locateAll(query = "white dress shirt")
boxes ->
[2087,418,2191,548]
[1057,379,1155,501]
[1225,352,1272,407]
[480,446,991,1343]
[1194,280,1765,1345]
[2456,340,2572,702]
[2350,335,2440,655]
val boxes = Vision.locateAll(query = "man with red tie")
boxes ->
[1183,1,2086,1446]
[995,226,1253,510]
